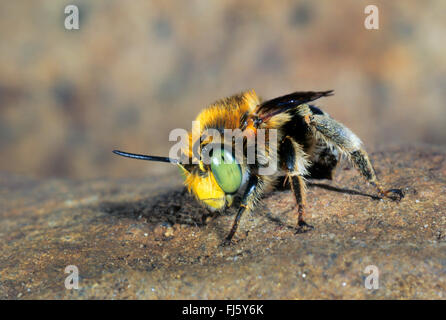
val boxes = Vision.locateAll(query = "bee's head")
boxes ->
[112,147,243,211]
[180,147,243,211]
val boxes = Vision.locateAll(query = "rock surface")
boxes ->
[1,145,445,299]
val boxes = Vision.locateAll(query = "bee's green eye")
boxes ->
[210,149,242,194]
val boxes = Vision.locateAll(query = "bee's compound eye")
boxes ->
[210,149,242,194]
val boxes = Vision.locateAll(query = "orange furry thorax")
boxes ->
[195,89,259,131]
[181,90,260,161]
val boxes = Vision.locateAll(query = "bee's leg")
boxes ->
[280,136,313,232]
[309,114,404,201]
[349,149,404,200]
[222,174,263,245]
[289,175,314,233]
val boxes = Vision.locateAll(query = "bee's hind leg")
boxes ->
[280,136,314,233]
[350,149,404,201]
[308,112,404,201]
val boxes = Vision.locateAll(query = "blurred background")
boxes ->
[0,0,445,179]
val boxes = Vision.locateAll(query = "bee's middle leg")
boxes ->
[289,174,314,233]
[280,136,313,232]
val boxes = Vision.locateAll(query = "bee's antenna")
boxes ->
[113,150,179,164]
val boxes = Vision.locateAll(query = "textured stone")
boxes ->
[0,145,445,299]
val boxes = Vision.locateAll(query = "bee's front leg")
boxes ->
[221,174,262,246]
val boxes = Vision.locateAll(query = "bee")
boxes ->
[113,90,404,245]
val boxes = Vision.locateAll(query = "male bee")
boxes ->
[113,90,404,244]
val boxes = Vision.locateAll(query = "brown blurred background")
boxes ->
[0,0,445,179]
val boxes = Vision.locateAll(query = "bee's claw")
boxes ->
[379,188,405,202]
[220,237,235,247]
[295,220,314,234]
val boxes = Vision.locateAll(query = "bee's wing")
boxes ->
[255,90,333,120]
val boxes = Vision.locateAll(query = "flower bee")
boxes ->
[114,90,404,244]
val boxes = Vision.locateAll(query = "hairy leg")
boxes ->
[222,174,265,245]
[349,149,403,200]
[280,136,314,231]
[309,113,404,201]
[289,174,314,232]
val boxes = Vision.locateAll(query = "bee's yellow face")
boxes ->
[179,148,242,211]
[186,170,226,211]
